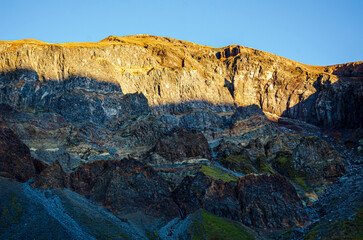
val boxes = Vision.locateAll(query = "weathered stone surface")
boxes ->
[324,61,363,77]
[0,177,148,240]
[286,136,345,188]
[230,104,267,124]
[309,78,363,128]
[0,118,36,182]
[214,105,345,200]
[173,172,241,221]
[115,115,167,147]
[0,74,151,130]
[301,164,363,240]
[151,128,212,164]
[70,158,180,221]
[31,157,50,175]
[0,35,361,129]
[157,109,226,131]
[0,101,157,171]
[236,174,310,229]
[32,160,69,189]
[0,35,361,238]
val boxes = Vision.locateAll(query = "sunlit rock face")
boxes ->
[0,35,362,128]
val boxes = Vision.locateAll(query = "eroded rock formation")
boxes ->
[0,35,361,128]
[0,35,361,239]
[0,118,37,181]
[237,174,310,229]
[173,172,241,221]
[70,158,180,221]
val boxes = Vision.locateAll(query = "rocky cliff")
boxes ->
[0,35,362,128]
[0,35,362,240]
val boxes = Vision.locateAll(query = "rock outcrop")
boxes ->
[151,128,212,164]
[173,172,241,221]
[280,136,345,187]
[70,158,180,221]
[32,160,69,189]
[213,105,346,203]
[0,177,148,240]
[0,72,150,130]
[0,118,37,181]
[236,174,310,229]
[0,35,361,129]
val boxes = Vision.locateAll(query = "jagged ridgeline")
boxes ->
[0,35,362,240]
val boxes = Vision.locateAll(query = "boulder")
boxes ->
[152,128,212,163]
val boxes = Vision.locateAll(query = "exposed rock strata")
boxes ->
[0,72,150,130]
[32,160,69,189]
[173,172,241,221]
[70,158,180,221]
[0,35,361,239]
[0,35,361,128]
[214,105,346,203]
[237,174,310,229]
[151,128,212,164]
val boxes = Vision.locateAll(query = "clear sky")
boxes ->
[1,0,362,66]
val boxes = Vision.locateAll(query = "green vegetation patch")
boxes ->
[220,155,254,174]
[273,152,311,191]
[304,204,363,240]
[146,230,160,240]
[199,165,238,182]
[256,156,275,174]
[0,193,23,233]
[273,152,308,177]
[293,177,310,192]
[188,210,255,240]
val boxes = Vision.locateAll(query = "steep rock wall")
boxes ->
[0,35,361,128]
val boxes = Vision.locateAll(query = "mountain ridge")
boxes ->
[1,35,361,128]
[1,34,362,67]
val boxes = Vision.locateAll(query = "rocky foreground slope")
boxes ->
[0,35,362,239]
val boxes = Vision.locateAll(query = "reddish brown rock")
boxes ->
[236,174,310,229]
[31,157,50,175]
[323,163,346,179]
[32,160,69,189]
[173,172,241,221]
[70,158,180,221]
[152,128,212,163]
[0,118,36,182]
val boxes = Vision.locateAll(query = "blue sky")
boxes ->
[1,0,362,66]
